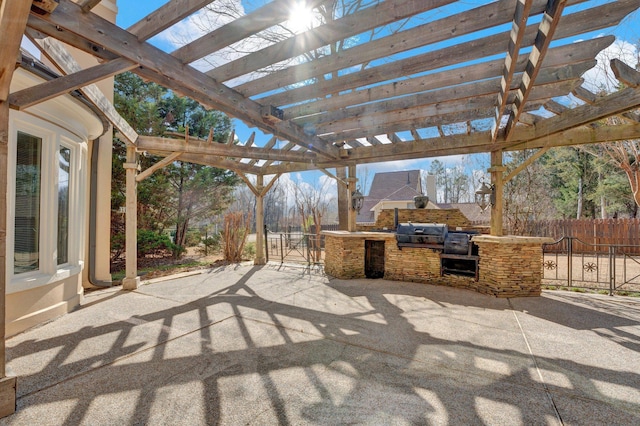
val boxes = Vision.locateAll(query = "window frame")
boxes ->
[7,115,87,294]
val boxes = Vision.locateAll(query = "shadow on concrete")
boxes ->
[3,265,640,424]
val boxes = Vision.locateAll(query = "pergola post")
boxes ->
[122,145,140,290]
[347,165,357,232]
[489,150,505,236]
[254,174,266,265]
[0,101,16,418]
[0,0,33,416]
[337,167,349,230]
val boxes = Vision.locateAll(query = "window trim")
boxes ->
[7,114,87,294]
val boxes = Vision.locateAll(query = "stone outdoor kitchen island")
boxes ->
[323,227,553,298]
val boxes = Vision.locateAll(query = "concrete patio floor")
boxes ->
[1,263,640,425]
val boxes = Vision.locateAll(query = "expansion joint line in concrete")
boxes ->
[508,299,564,425]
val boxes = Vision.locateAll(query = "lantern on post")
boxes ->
[351,186,364,213]
[475,180,495,212]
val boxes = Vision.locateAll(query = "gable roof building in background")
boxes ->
[357,170,437,223]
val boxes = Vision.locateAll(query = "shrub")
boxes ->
[199,233,221,255]
[243,242,256,259]
[223,211,251,262]
[185,229,202,247]
[137,229,181,258]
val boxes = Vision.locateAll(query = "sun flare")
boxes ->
[288,2,316,33]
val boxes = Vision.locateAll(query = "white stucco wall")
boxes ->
[5,69,103,336]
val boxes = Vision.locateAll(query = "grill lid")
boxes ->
[396,222,447,235]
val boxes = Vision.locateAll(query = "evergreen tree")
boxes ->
[112,72,240,259]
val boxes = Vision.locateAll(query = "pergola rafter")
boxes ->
[12,0,638,176]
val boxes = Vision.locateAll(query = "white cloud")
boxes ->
[580,37,638,94]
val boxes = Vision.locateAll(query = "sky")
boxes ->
[113,0,640,198]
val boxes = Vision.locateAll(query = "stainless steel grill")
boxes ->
[395,223,479,280]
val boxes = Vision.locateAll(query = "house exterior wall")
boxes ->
[5,69,103,336]
[70,1,117,288]
[6,275,82,337]
[371,201,412,222]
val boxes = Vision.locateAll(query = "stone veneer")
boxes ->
[473,235,553,297]
[324,232,552,298]
[324,232,394,279]
[360,208,473,231]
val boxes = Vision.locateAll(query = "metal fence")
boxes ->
[265,229,325,266]
[542,237,640,295]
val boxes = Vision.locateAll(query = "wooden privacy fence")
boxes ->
[525,218,640,254]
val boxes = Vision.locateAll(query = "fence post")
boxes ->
[264,225,269,263]
[280,233,284,263]
[609,245,615,296]
[567,237,573,288]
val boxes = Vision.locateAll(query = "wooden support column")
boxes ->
[337,167,349,231]
[254,175,266,265]
[347,165,357,232]
[490,150,506,236]
[0,0,33,417]
[122,145,140,290]
[0,101,16,418]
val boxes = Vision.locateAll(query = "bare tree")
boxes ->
[292,179,333,263]
[222,211,252,262]
[581,117,640,208]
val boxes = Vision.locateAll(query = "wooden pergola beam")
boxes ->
[504,0,568,140]
[78,0,102,13]
[262,123,640,175]
[314,79,578,138]
[572,85,598,104]
[136,152,183,182]
[236,0,543,97]
[8,57,138,110]
[0,0,33,101]
[0,0,33,416]
[238,0,625,101]
[28,34,139,144]
[294,69,586,128]
[529,86,640,142]
[127,0,216,42]
[611,58,640,88]
[173,0,329,64]
[136,135,318,163]
[492,0,533,141]
[207,0,451,83]
[249,136,277,166]
[33,0,339,158]
[503,147,549,182]
[283,36,605,120]
[168,153,263,175]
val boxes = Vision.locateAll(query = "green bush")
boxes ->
[243,242,256,259]
[199,233,221,254]
[185,229,202,247]
[137,229,181,258]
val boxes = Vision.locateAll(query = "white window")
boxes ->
[14,132,42,274]
[57,145,72,266]
[7,115,87,293]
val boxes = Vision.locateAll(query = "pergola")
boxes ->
[1,0,640,412]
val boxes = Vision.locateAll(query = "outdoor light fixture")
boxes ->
[475,180,495,212]
[351,186,364,213]
[413,194,429,209]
